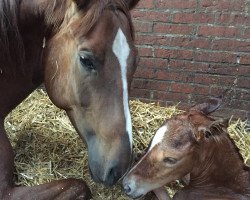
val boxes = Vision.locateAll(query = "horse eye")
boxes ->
[163,157,177,165]
[79,56,95,71]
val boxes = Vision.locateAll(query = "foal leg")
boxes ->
[0,121,91,200]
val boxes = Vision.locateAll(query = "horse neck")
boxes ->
[12,0,71,82]
[190,133,250,193]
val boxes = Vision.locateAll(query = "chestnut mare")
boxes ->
[123,98,250,200]
[0,0,140,199]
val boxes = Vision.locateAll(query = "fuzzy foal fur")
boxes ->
[123,98,250,200]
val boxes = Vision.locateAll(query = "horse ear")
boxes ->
[190,97,222,115]
[125,0,140,9]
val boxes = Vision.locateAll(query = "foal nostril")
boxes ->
[124,184,131,194]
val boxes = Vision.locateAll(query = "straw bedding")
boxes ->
[4,89,250,199]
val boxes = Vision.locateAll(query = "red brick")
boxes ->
[133,68,157,79]
[155,70,193,82]
[170,37,210,49]
[210,86,230,97]
[237,66,250,76]
[215,13,250,25]
[137,47,153,57]
[240,54,250,65]
[153,36,210,49]
[243,28,250,38]
[135,34,156,45]
[132,10,169,22]
[132,79,170,91]
[138,57,168,68]
[153,23,193,35]
[235,89,250,101]
[129,0,249,116]
[153,91,188,102]
[229,100,250,111]
[170,83,195,93]
[153,35,172,46]
[155,48,193,60]
[213,108,247,120]
[193,85,210,95]
[237,77,250,89]
[211,39,250,52]
[194,74,217,85]
[196,75,237,86]
[194,51,236,64]
[133,21,153,33]
[130,88,151,99]
[247,2,250,15]
[155,0,197,10]
[135,0,155,9]
[198,25,239,37]
[209,64,243,76]
[200,0,244,11]
[169,60,209,73]
[173,12,215,24]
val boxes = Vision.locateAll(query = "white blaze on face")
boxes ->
[112,28,132,149]
[149,125,168,151]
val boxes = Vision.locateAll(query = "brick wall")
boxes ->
[130,0,250,119]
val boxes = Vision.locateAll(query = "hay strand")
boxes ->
[4,90,250,199]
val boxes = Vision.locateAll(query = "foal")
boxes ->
[123,98,250,200]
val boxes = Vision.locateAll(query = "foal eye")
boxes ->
[79,56,95,71]
[163,157,177,165]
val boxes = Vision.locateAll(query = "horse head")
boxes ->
[43,0,140,186]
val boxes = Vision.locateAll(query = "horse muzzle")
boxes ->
[87,133,132,186]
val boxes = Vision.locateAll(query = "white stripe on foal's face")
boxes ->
[112,28,132,149]
[149,125,168,151]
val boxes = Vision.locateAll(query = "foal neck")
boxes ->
[190,132,250,193]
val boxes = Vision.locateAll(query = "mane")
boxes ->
[0,0,24,75]
[68,0,134,39]
[208,121,248,169]
[0,0,134,75]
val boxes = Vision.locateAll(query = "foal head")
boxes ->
[43,0,140,186]
[123,97,225,198]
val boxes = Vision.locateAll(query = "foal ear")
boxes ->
[190,97,222,115]
[195,118,229,141]
[125,0,140,9]
[215,118,229,128]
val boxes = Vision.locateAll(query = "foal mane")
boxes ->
[0,0,24,74]
[206,119,247,168]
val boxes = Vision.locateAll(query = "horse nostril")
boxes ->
[103,166,119,186]
[124,184,131,194]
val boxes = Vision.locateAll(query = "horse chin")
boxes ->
[88,166,101,184]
